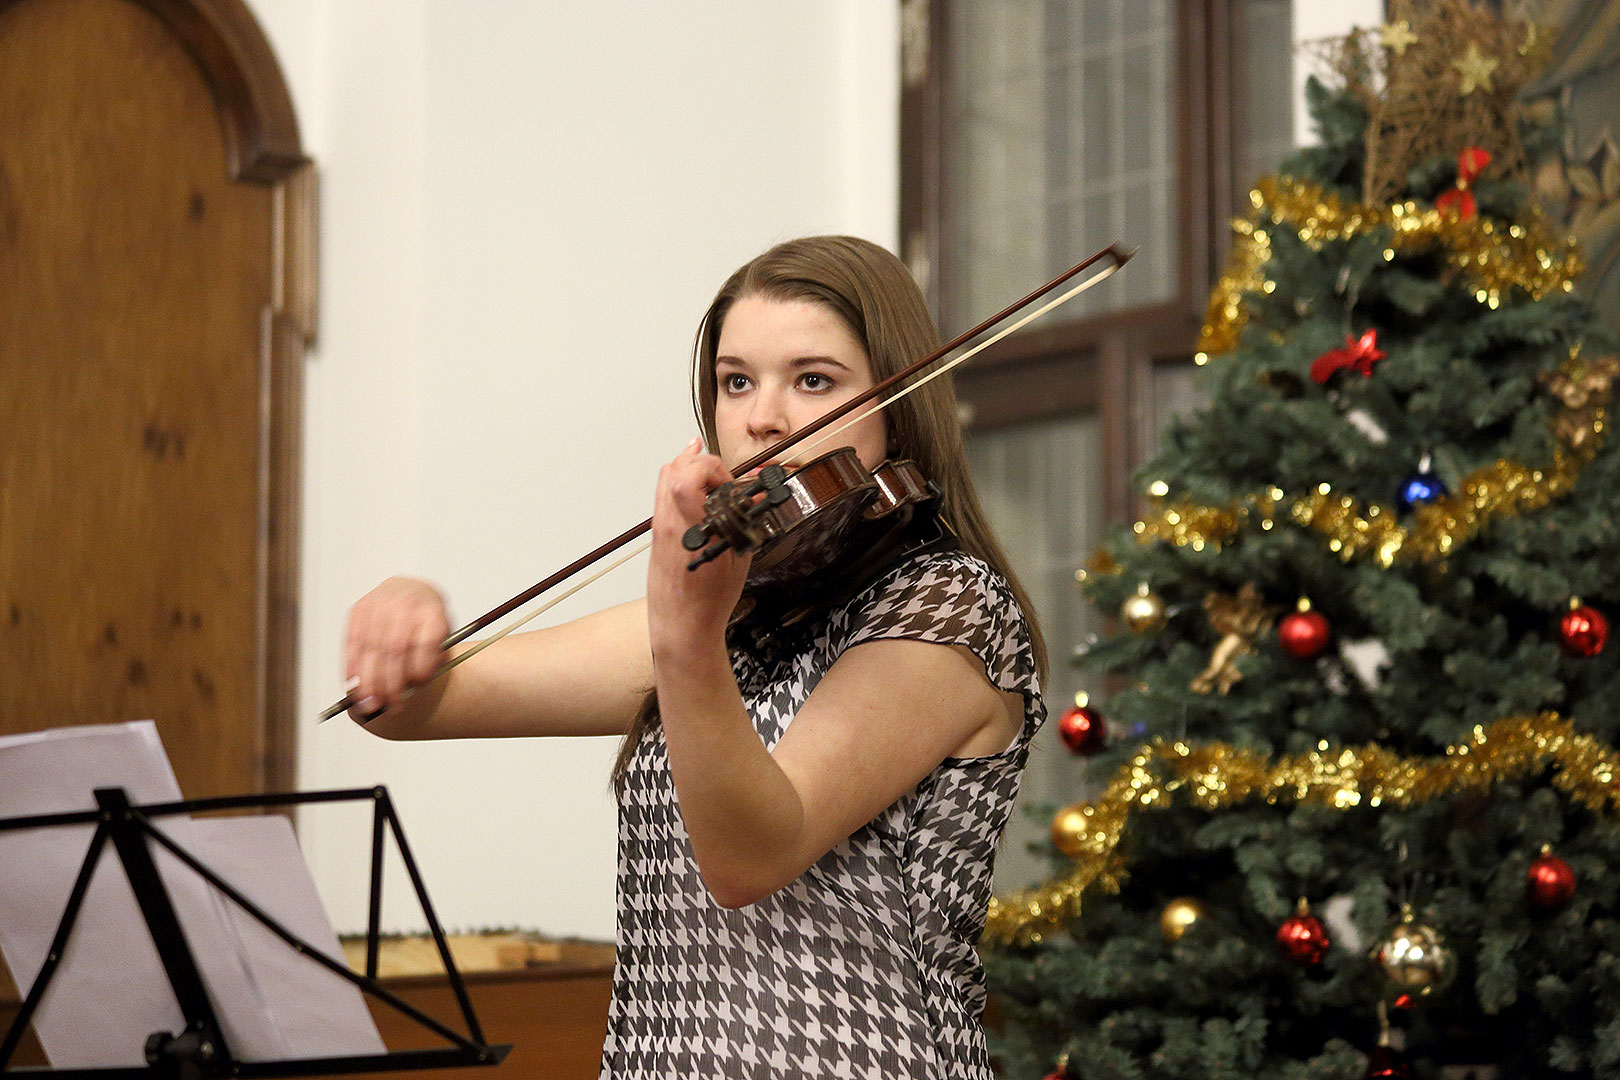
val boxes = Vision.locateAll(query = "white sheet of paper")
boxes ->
[164,816,385,1059]
[0,722,193,1065]
[0,723,383,1065]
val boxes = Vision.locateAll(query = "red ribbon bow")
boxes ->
[1310,328,1387,383]
[1436,146,1492,220]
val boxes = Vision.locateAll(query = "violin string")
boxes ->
[786,259,1123,462]
[406,257,1119,684]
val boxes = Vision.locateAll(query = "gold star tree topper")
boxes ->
[1306,0,1549,206]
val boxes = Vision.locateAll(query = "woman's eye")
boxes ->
[721,373,750,394]
[799,372,832,392]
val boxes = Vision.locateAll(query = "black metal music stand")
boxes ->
[0,785,511,1077]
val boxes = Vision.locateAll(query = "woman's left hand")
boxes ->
[647,437,750,652]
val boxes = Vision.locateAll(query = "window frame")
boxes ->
[900,0,1263,521]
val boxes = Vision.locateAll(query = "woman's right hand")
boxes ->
[343,576,451,719]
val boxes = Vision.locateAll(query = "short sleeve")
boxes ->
[837,552,1044,747]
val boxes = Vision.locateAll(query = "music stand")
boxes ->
[0,785,511,1077]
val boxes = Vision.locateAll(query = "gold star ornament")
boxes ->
[1380,19,1417,56]
[1452,41,1499,95]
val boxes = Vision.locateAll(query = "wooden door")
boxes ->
[0,0,313,798]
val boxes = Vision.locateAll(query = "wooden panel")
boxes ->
[358,968,613,1080]
[0,0,290,797]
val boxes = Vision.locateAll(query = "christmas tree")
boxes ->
[984,3,1620,1077]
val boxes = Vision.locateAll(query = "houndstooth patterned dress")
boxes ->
[602,550,1045,1079]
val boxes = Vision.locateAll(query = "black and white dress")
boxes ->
[602,551,1045,1080]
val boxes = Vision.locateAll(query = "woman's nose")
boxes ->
[747,388,790,440]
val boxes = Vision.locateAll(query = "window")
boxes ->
[902,0,1297,889]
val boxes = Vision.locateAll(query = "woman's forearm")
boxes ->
[654,635,805,907]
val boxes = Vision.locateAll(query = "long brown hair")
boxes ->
[612,235,1046,785]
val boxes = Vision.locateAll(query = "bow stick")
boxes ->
[320,243,1133,722]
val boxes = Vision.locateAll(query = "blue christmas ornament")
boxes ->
[1399,471,1447,508]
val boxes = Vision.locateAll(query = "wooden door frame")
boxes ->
[0,0,316,791]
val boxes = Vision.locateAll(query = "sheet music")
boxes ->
[0,722,384,1066]
[169,815,386,1058]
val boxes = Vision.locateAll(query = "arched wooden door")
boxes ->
[0,0,313,798]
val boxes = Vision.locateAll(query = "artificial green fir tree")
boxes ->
[984,4,1620,1078]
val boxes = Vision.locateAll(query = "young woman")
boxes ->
[343,235,1048,1079]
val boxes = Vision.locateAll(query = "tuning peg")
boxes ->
[682,523,712,551]
[686,538,731,570]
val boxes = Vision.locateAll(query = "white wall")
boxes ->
[246,0,899,940]
[1292,0,1385,146]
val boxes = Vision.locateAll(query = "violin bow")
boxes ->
[320,243,1132,722]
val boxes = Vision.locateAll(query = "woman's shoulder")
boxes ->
[856,548,1015,613]
[837,549,1036,686]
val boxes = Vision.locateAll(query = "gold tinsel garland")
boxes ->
[983,712,1620,947]
[1123,350,1609,569]
[1198,175,1582,357]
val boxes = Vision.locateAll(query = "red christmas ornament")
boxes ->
[1310,328,1387,383]
[1558,601,1609,658]
[1058,694,1107,756]
[1276,899,1331,965]
[1527,846,1577,909]
[1435,145,1492,220]
[1363,1045,1412,1080]
[1278,600,1332,660]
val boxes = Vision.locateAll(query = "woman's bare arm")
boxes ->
[344,577,651,740]
[658,634,1018,907]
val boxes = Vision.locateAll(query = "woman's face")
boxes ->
[711,294,888,476]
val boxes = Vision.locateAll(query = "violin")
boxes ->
[319,244,1132,722]
[685,449,952,629]
[684,450,933,580]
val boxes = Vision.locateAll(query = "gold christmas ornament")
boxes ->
[1451,41,1499,96]
[1541,350,1618,451]
[1190,584,1276,695]
[1085,548,1122,578]
[1121,582,1168,633]
[1160,897,1209,943]
[1373,905,1452,998]
[983,711,1620,946]
[1379,19,1418,56]
[1050,804,1090,859]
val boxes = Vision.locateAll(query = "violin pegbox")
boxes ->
[683,464,792,568]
